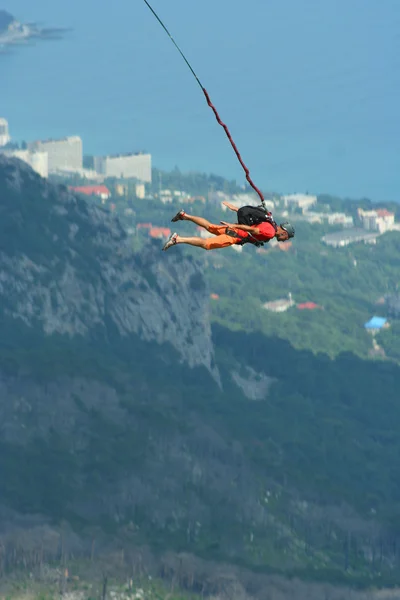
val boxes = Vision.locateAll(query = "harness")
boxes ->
[226,211,278,247]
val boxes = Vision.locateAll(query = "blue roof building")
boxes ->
[364,316,388,330]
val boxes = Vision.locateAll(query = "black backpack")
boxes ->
[237,205,277,229]
[236,205,277,246]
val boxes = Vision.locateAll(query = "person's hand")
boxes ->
[221,201,238,212]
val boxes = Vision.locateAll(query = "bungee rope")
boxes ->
[142,0,268,210]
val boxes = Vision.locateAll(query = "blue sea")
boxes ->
[2,0,400,202]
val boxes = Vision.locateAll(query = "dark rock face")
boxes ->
[0,155,218,379]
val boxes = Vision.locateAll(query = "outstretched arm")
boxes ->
[222,201,239,212]
[220,221,260,234]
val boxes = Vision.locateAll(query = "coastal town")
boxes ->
[1,116,399,251]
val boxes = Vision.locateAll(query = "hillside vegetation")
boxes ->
[1,160,400,598]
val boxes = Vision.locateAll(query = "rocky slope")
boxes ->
[0,155,218,379]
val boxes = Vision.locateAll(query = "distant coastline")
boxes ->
[0,9,69,49]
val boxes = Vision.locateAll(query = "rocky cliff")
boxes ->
[0,155,218,380]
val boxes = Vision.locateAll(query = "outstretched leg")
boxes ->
[171,209,213,232]
[165,211,241,252]
[163,230,239,251]
[162,232,208,251]
[176,235,208,249]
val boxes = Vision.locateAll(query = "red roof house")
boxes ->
[70,185,111,200]
[376,209,394,218]
[137,223,152,229]
[297,302,322,310]
[149,227,171,239]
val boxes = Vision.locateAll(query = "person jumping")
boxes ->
[162,201,295,251]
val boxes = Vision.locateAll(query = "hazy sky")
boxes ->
[3,0,400,200]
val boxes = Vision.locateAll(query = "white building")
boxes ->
[27,136,83,172]
[358,208,378,230]
[0,118,11,147]
[301,212,324,224]
[159,189,173,204]
[297,211,354,227]
[3,149,48,178]
[326,213,353,227]
[282,193,317,212]
[321,228,380,248]
[29,151,48,178]
[358,208,396,233]
[376,210,395,231]
[262,293,294,313]
[136,183,145,199]
[94,152,151,183]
